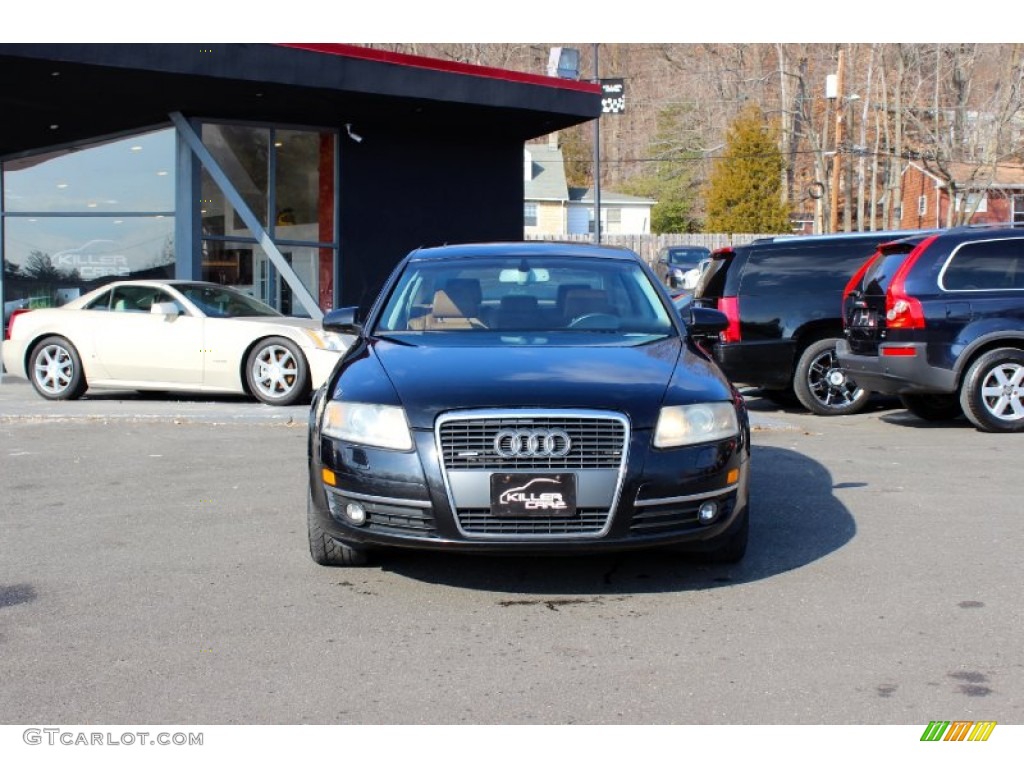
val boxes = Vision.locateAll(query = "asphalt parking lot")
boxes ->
[1,376,1021,725]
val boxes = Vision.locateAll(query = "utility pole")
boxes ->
[592,43,601,244]
[829,48,845,233]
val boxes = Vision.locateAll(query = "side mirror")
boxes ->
[323,306,363,335]
[687,307,729,338]
[151,302,181,317]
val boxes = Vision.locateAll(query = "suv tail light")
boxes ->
[717,297,741,343]
[5,308,30,341]
[885,234,938,330]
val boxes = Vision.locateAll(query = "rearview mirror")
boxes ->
[323,306,363,335]
[687,307,729,338]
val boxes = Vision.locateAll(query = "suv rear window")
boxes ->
[741,242,878,294]
[857,241,919,296]
[941,239,1024,291]
[693,249,733,299]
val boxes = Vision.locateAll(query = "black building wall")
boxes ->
[338,130,523,311]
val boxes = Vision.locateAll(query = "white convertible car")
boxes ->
[2,280,351,406]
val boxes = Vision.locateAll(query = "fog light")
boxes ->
[344,502,367,526]
[698,501,719,524]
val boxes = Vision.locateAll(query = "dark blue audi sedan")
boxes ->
[306,242,750,566]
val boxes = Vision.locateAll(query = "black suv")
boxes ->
[836,226,1024,432]
[693,231,933,415]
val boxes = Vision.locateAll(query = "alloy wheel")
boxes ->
[34,343,75,395]
[978,361,1024,422]
[251,344,299,400]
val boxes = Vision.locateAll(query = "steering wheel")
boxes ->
[569,313,619,330]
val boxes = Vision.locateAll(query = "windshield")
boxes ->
[177,284,282,318]
[374,255,676,345]
[666,247,710,267]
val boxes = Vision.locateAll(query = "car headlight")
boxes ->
[321,402,413,451]
[303,328,349,351]
[654,403,739,448]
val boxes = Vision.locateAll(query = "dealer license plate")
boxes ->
[490,473,577,518]
[851,308,878,328]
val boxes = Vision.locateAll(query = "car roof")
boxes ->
[406,241,642,262]
[748,229,939,247]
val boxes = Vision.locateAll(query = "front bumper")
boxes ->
[835,339,956,395]
[309,421,749,555]
[305,346,345,390]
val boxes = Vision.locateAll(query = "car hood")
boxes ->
[352,337,732,430]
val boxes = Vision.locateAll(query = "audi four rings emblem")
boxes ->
[494,428,572,458]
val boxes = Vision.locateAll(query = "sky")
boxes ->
[1,2,1002,44]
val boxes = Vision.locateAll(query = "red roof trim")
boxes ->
[276,43,602,94]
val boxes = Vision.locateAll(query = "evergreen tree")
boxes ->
[705,106,792,234]
[621,104,703,234]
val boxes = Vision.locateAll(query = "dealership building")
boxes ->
[0,43,600,320]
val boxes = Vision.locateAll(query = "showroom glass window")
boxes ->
[2,129,175,314]
[199,124,336,315]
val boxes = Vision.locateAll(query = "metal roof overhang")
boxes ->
[0,43,602,159]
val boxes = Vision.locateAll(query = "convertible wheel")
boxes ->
[794,338,870,416]
[245,337,310,406]
[29,336,87,401]
[307,492,370,567]
[959,348,1024,433]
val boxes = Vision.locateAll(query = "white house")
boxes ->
[524,136,654,236]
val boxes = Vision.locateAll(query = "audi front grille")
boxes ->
[438,413,626,470]
[435,409,630,540]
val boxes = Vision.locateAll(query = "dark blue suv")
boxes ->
[836,227,1024,432]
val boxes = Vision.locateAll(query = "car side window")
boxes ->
[942,239,1024,291]
[109,286,183,313]
[742,243,882,294]
[84,290,113,311]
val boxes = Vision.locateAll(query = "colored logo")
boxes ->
[921,721,996,742]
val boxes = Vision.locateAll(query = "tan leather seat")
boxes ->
[408,278,485,330]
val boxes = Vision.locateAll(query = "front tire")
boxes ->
[899,393,962,422]
[959,348,1024,433]
[29,336,87,400]
[794,338,870,416]
[245,337,309,406]
[307,491,370,567]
